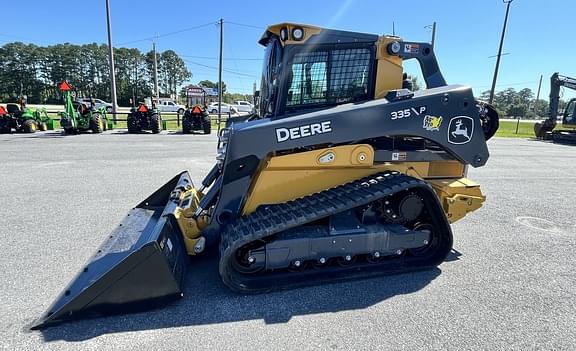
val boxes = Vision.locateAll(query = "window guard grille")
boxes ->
[286,47,372,109]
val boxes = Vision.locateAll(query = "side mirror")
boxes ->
[254,90,260,98]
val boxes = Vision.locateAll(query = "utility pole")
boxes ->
[132,57,137,107]
[533,74,543,118]
[105,0,118,114]
[535,74,543,102]
[217,18,224,134]
[489,0,514,104]
[152,40,160,104]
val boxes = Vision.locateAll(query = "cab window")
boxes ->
[259,37,283,117]
[565,100,576,124]
[285,47,372,111]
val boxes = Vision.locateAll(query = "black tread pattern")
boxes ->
[219,171,445,293]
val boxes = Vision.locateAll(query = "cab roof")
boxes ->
[259,22,379,46]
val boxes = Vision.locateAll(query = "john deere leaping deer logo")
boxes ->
[447,116,474,144]
[452,120,468,138]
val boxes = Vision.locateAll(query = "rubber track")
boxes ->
[219,171,448,293]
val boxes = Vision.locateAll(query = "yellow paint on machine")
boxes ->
[175,144,486,256]
[264,23,322,46]
[428,178,486,223]
[170,186,208,255]
[374,36,404,99]
[241,144,483,222]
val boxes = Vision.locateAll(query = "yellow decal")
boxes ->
[423,115,443,131]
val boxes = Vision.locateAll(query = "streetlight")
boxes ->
[488,0,514,105]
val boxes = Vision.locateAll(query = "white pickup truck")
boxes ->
[155,100,186,114]
[233,101,254,114]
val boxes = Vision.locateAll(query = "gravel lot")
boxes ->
[1,131,575,350]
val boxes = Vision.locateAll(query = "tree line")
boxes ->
[0,42,565,117]
[478,87,569,119]
[0,42,191,106]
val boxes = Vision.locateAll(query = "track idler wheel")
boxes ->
[231,240,265,274]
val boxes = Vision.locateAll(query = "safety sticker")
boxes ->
[404,44,420,54]
[391,152,407,161]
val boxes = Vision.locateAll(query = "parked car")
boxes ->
[155,99,186,114]
[76,98,113,113]
[208,102,239,115]
[233,101,254,113]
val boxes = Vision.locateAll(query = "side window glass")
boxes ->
[287,52,328,106]
[286,47,371,109]
[330,48,371,103]
[260,37,282,117]
[565,100,576,123]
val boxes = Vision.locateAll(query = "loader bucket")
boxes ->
[31,172,193,329]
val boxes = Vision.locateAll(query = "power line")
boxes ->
[180,54,262,61]
[225,21,264,30]
[223,69,259,78]
[476,81,539,89]
[117,21,218,46]
[225,34,246,91]
[183,59,259,78]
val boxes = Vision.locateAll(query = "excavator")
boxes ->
[32,23,499,329]
[534,73,576,143]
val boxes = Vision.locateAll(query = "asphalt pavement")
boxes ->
[0,131,575,350]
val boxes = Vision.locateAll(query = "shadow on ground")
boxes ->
[529,137,576,146]
[109,130,211,135]
[36,249,460,342]
[2,131,68,138]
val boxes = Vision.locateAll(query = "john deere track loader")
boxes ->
[33,23,498,329]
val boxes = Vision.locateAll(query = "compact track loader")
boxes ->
[33,23,498,329]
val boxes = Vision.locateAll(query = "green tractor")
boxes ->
[0,98,50,133]
[127,99,162,133]
[58,81,108,134]
[182,104,211,134]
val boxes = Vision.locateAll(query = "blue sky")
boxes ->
[1,0,575,100]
